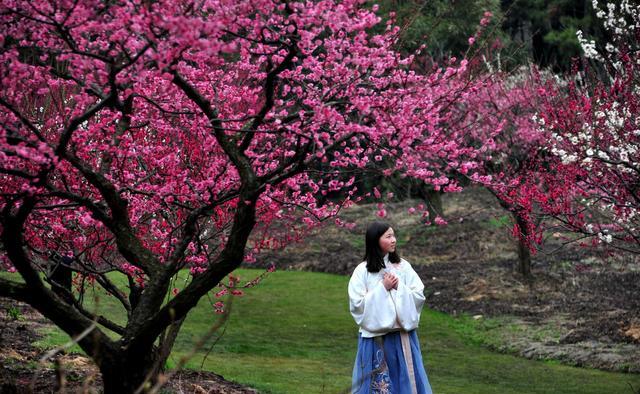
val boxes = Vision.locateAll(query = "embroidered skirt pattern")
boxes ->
[351,330,433,394]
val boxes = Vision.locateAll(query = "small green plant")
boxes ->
[164,358,177,370]
[6,305,24,321]
[66,371,84,382]
[552,260,574,273]
[487,215,511,229]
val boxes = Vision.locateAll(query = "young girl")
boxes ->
[348,221,433,394]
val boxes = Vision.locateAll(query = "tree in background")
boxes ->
[501,0,588,70]
[474,0,640,273]
[448,64,548,278]
[533,0,640,253]
[375,0,504,63]
[0,0,497,391]
[362,0,600,236]
[375,0,607,72]
[372,0,638,275]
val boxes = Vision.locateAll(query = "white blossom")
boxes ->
[597,232,613,243]
[575,30,602,61]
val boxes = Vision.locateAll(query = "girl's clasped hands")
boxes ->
[382,271,398,290]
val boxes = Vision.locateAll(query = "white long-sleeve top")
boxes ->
[348,255,426,338]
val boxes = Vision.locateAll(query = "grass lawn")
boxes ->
[9,269,640,393]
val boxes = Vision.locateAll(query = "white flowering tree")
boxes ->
[537,0,640,252]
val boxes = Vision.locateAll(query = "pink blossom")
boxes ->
[434,216,447,226]
[214,289,228,298]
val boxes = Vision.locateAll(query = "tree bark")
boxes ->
[101,356,155,394]
[512,211,532,279]
[488,188,533,279]
[48,254,73,303]
[417,185,443,223]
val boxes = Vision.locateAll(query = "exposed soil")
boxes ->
[0,299,257,394]
[255,187,640,373]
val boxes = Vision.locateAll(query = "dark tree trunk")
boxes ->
[48,254,73,303]
[149,317,186,380]
[417,186,443,223]
[512,211,532,279]
[100,350,160,394]
[426,188,443,220]
[489,188,533,279]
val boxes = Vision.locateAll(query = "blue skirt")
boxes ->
[352,330,432,394]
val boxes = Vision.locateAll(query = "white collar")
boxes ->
[384,254,404,270]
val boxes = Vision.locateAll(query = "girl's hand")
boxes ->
[383,272,398,291]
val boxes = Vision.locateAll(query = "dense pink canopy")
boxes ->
[0,0,492,278]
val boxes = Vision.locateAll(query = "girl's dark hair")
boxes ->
[363,221,400,273]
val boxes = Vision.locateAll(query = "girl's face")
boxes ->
[378,227,396,255]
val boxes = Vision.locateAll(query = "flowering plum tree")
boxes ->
[0,0,493,391]
[397,11,551,277]
[449,65,548,277]
[511,0,640,255]
[450,1,640,278]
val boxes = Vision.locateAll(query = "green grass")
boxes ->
[485,215,511,229]
[5,270,640,393]
[449,314,566,352]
